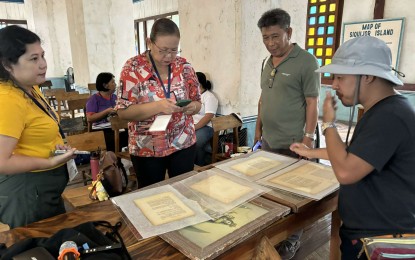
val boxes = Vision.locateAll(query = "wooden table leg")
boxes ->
[252,236,282,260]
[330,209,341,260]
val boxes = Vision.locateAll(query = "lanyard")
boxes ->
[15,82,66,139]
[149,51,171,98]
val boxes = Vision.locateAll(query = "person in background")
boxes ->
[86,72,127,152]
[0,25,75,228]
[255,8,321,259]
[193,72,218,166]
[290,36,415,259]
[116,18,201,188]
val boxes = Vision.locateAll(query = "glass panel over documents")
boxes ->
[160,197,291,260]
[111,185,211,239]
[173,169,270,217]
[215,150,298,181]
[257,160,339,200]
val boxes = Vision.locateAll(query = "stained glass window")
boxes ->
[305,0,343,82]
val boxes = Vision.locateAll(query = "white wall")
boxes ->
[179,0,309,117]
[82,0,135,85]
[0,2,25,20]
[26,0,72,79]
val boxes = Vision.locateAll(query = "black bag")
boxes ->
[218,128,248,153]
[0,221,131,260]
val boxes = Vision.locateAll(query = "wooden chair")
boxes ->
[109,115,130,160]
[39,80,52,94]
[211,114,243,163]
[54,91,82,120]
[109,116,138,189]
[66,94,90,118]
[66,131,106,185]
[88,83,97,94]
[43,88,65,109]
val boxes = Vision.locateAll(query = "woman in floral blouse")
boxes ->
[116,18,201,188]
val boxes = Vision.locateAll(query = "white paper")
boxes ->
[149,115,172,132]
[111,185,211,239]
[66,159,78,181]
[92,122,111,130]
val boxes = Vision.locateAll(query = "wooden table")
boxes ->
[62,185,99,210]
[0,192,340,259]
[55,164,342,259]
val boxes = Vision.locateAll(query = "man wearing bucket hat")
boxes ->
[290,36,415,259]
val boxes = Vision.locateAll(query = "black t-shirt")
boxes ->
[339,95,415,239]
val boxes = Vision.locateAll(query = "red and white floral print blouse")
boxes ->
[116,52,200,157]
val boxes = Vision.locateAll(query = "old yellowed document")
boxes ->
[269,163,336,195]
[231,157,282,176]
[134,191,195,226]
[190,175,253,204]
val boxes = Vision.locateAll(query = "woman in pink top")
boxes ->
[116,18,201,187]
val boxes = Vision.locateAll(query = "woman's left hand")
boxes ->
[183,102,198,115]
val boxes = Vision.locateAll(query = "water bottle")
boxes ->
[90,151,100,181]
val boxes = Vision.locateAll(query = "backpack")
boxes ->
[0,221,131,260]
[99,151,128,197]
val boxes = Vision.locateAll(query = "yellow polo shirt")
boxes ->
[0,81,63,159]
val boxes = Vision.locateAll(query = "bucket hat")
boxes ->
[316,36,403,86]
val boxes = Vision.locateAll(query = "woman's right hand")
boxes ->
[159,99,183,114]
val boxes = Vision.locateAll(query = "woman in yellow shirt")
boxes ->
[0,26,76,228]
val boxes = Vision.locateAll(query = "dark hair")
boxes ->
[0,25,41,81]
[95,72,115,92]
[150,18,180,42]
[196,72,212,91]
[257,8,291,29]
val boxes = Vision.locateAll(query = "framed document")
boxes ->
[111,185,211,239]
[257,160,339,200]
[160,197,290,260]
[174,168,270,216]
[133,191,195,226]
[215,150,298,181]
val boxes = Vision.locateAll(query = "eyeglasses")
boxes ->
[152,41,181,56]
[268,68,277,88]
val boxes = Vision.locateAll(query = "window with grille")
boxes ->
[134,12,179,55]
[305,0,343,84]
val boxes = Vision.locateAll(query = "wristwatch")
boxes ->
[304,132,316,141]
[321,122,337,135]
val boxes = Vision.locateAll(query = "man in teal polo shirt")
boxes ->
[255,8,321,260]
